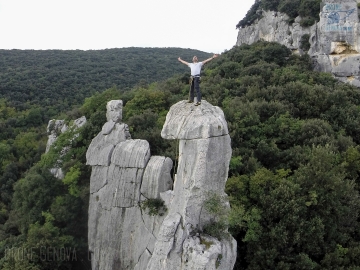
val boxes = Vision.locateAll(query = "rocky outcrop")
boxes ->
[46,120,66,153]
[148,100,237,270]
[86,100,237,270]
[237,10,312,53]
[236,0,360,86]
[86,100,172,270]
[46,116,87,179]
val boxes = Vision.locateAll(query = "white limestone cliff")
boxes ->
[236,0,360,86]
[86,100,237,270]
[237,10,311,53]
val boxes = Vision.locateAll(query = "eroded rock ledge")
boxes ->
[86,100,236,270]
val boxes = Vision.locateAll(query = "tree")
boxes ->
[227,146,360,269]
[10,166,63,234]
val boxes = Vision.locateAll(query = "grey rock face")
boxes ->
[236,0,360,86]
[87,99,236,270]
[87,100,172,270]
[74,116,87,129]
[147,100,237,270]
[141,156,173,199]
[236,11,311,53]
[86,123,131,166]
[106,100,123,123]
[161,100,229,140]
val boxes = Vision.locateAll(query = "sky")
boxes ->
[0,0,255,53]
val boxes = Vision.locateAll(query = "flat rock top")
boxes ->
[161,100,229,140]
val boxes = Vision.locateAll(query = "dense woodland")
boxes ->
[2,40,360,269]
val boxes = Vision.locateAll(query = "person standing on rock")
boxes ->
[178,54,218,106]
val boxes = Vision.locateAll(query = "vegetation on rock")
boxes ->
[237,0,322,28]
[202,192,230,240]
[140,198,167,216]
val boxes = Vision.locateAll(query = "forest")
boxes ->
[1,40,360,269]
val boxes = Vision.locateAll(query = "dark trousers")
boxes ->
[189,76,201,103]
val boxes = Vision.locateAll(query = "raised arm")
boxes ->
[202,54,218,65]
[178,57,189,66]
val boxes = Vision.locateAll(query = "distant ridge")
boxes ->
[0,47,211,109]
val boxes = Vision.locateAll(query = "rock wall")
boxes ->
[86,100,237,270]
[237,10,312,53]
[86,100,170,270]
[236,0,360,86]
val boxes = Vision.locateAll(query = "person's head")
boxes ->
[192,56,198,63]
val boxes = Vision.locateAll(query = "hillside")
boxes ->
[0,47,211,112]
[2,41,360,269]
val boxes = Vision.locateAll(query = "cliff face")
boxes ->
[236,0,360,86]
[86,100,237,270]
[237,10,312,52]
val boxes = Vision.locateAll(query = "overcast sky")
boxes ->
[0,0,255,53]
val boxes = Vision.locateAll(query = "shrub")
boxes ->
[300,34,311,51]
[279,0,300,19]
[300,17,316,27]
[140,198,167,216]
[236,0,262,28]
[202,192,230,240]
